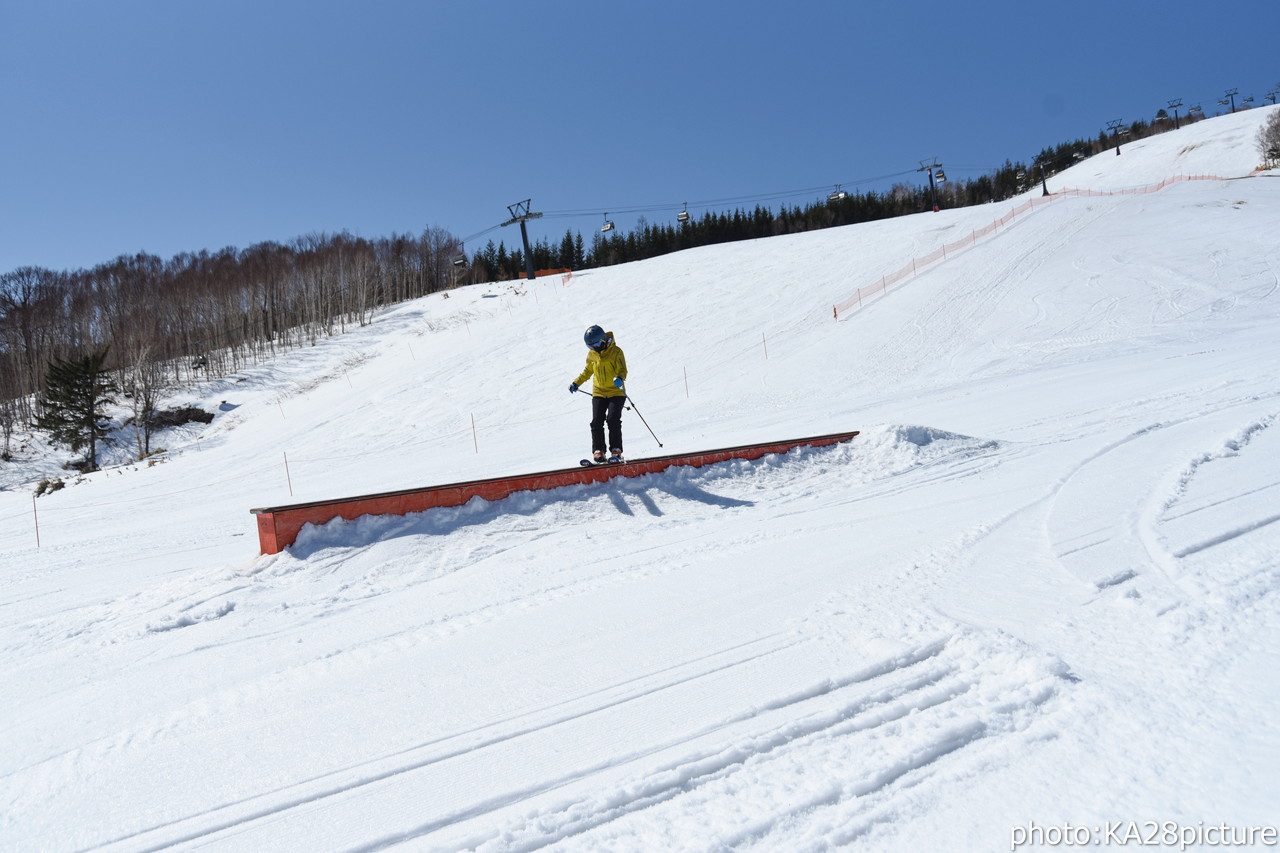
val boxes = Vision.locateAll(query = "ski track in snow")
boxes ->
[410,636,1066,853]
[1047,397,1280,602]
[77,633,1069,853]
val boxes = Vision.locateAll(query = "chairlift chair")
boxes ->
[601,214,615,233]
[677,203,690,223]
[828,185,848,202]
[933,169,947,184]
[452,254,467,267]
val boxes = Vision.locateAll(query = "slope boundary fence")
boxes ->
[832,174,1229,320]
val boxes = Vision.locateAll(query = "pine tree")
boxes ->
[36,348,116,471]
[559,230,576,269]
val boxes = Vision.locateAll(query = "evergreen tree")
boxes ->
[558,230,576,268]
[36,348,116,471]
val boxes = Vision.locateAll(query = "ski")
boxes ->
[580,457,627,467]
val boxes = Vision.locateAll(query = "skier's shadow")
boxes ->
[288,479,754,557]
[602,481,754,516]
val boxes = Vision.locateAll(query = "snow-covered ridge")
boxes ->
[1,105,1278,851]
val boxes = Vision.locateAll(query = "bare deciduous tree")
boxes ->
[122,341,169,458]
[1258,110,1280,169]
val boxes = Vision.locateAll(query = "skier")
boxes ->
[569,325,627,463]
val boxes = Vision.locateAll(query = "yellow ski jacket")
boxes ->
[573,333,627,398]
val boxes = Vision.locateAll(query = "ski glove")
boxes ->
[613,377,624,388]
[569,383,579,394]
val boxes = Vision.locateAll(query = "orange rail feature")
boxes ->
[250,430,861,554]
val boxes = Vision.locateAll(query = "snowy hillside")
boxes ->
[2,106,1278,852]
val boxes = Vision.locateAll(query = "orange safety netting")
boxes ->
[833,175,1227,319]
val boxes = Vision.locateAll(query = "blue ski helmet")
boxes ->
[584,325,608,351]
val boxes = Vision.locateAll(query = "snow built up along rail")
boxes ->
[249,430,861,554]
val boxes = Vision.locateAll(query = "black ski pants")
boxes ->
[590,395,625,454]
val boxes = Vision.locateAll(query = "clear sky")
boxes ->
[2,0,1275,275]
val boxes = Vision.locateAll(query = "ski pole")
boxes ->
[622,391,663,448]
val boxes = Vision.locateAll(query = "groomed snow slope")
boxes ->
[2,106,1278,852]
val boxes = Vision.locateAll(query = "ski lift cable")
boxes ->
[558,175,901,214]
[458,222,506,246]
[456,163,990,248]
[537,169,921,220]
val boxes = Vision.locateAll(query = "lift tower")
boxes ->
[501,199,543,281]
[917,159,943,212]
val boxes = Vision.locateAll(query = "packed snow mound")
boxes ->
[877,424,999,452]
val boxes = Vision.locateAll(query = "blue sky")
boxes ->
[2,0,1275,275]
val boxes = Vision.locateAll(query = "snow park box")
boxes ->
[250,430,861,553]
